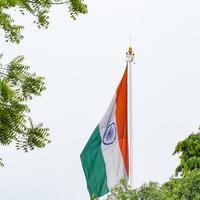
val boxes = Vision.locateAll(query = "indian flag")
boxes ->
[80,66,129,198]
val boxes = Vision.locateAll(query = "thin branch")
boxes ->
[29,0,69,5]
[50,1,69,5]
[0,71,8,76]
[0,67,8,70]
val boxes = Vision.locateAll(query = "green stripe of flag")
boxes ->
[80,125,109,198]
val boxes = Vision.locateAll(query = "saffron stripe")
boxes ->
[116,66,129,175]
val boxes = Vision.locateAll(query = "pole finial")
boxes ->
[128,35,134,55]
[128,46,133,55]
[126,44,135,63]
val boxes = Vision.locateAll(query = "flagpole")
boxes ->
[126,46,135,188]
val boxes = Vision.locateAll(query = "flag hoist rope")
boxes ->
[126,46,135,188]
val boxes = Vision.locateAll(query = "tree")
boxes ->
[0,0,88,44]
[0,0,88,165]
[136,182,165,200]
[0,55,50,166]
[104,178,165,200]
[104,172,200,200]
[106,178,136,200]
[162,170,200,200]
[173,130,200,176]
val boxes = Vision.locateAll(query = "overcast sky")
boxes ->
[1,0,200,199]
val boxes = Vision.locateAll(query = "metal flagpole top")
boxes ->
[126,46,135,63]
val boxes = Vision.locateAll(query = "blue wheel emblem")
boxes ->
[103,123,116,145]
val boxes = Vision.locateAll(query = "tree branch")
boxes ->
[28,0,69,5]
[50,1,69,5]
[0,71,8,76]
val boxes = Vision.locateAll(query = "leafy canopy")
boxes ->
[0,55,50,166]
[173,130,200,176]
[104,170,200,200]
[0,0,88,165]
[0,0,88,43]
[162,170,200,200]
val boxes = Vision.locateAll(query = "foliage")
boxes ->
[106,178,136,200]
[136,182,165,200]
[104,179,165,200]
[0,0,88,43]
[0,0,87,166]
[0,0,87,167]
[104,172,200,200]
[173,131,200,176]
[162,170,200,200]
[0,55,50,164]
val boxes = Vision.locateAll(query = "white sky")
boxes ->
[1,0,200,199]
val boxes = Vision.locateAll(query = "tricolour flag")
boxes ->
[80,66,129,198]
